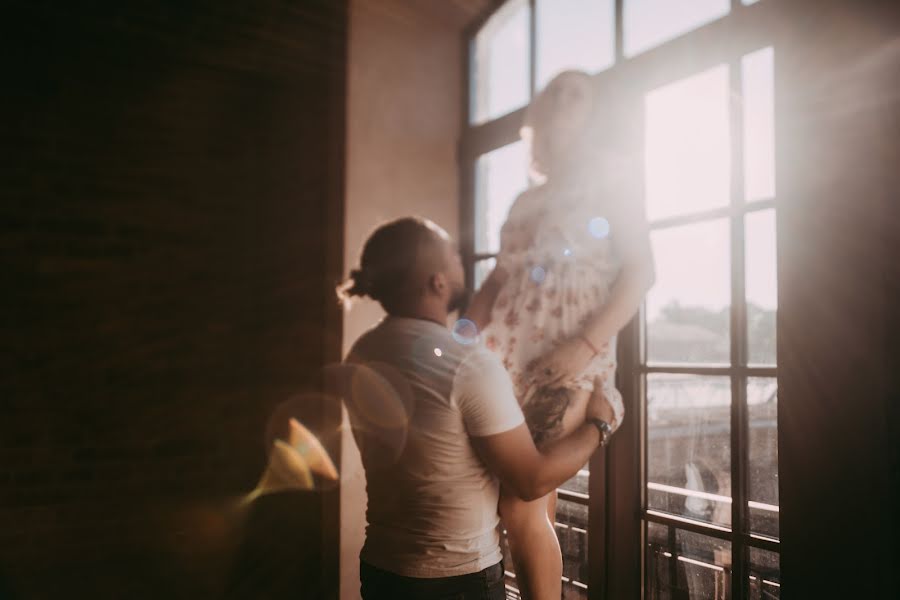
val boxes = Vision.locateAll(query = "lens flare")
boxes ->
[349,363,413,431]
[255,438,314,494]
[589,216,611,239]
[287,417,338,480]
[247,421,339,503]
[531,266,547,283]
[327,361,414,468]
[451,318,480,345]
[243,393,344,504]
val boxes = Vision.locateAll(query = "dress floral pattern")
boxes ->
[483,180,624,442]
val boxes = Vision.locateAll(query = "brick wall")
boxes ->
[1,2,346,597]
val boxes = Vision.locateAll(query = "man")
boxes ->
[338,217,616,600]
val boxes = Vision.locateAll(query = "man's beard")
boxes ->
[447,283,470,314]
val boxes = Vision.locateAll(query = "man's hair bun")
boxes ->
[337,268,374,305]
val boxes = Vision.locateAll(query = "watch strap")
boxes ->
[586,417,613,447]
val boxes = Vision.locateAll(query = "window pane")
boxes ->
[474,257,497,290]
[749,547,780,600]
[748,378,779,538]
[475,141,529,254]
[645,65,731,221]
[560,464,590,496]
[556,499,590,597]
[742,47,775,201]
[471,0,531,124]
[646,522,732,599]
[647,375,732,528]
[746,209,777,365]
[624,0,730,57]
[536,0,615,89]
[647,220,731,365]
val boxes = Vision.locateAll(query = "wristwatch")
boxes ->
[586,417,613,447]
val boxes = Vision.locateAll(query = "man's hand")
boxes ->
[586,388,616,425]
[526,336,596,388]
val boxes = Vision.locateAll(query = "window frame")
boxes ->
[460,2,781,599]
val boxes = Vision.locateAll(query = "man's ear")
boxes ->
[428,271,448,295]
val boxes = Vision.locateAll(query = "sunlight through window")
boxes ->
[471,0,530,124]
[644,65,731,221]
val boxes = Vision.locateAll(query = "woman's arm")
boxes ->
[581,219,655,349]
[526,190,655,388]
[464,265,509,331]
[581,157,657,346]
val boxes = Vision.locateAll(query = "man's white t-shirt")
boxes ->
[345,316,524,578]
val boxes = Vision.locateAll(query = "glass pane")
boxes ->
[646,522,732,599]
[745,209,777,365]
[560,463,590,496]
[536,0,615,89]
[556,498,590,598]
[647,220,731,365]
[747,378,779,538]
[742,47,775,201]
[475,141,529,254]
[471,0,531,124]
[645,65,731,221]
[624,0,729,57]
[474,257,497,290]
[647,374,732,528]
[749,547,780,600]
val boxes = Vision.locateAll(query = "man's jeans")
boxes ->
[360,560,506,600]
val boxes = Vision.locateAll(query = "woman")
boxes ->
[466,71,655,599]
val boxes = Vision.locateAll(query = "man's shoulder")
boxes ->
[346,318,391,357]
[453,343,510,390]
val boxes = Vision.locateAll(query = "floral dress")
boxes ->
[483,180,624,444]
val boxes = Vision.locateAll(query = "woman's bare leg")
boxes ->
[499,490,561,600]
[500,388,590,600]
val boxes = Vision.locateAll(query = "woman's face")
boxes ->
[525,72,594,178]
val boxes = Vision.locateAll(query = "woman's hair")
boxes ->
[337,217,448,313]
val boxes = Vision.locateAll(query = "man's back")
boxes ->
[346,317,523,578]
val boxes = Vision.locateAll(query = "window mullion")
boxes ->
[614,0,624,63]
[729,55,750,600]
[528,0,536,97]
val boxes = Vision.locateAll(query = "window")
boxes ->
[475,141,530,256]
[470,0,531,124]
[641,42,778,600]
[536,0,615,89]
[462,2,778,598]
[624,0,730,57]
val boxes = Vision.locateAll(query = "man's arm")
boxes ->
[456,347,612,502]
[470,421,601,502]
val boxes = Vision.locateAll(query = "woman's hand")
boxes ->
[527,336,597,388]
